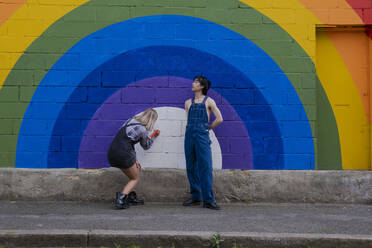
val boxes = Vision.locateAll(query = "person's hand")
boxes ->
[150,129,160,139]
[154,129,160,138]
[135,161,142,171]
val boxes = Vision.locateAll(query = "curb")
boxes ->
[1,230,372,248]
[1,168,372,204]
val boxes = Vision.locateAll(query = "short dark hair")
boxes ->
[194,76,211,95]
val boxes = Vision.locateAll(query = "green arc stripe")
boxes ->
[0,0,341,169]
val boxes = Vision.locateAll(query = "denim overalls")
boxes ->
[184,96,214,203]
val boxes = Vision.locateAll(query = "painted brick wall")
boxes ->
[0,0,371,170]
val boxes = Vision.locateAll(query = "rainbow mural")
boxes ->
[0,0,371,170]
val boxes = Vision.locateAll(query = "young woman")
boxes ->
[107,108,160,209]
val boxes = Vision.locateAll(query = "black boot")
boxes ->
[128,191,144,205]
[203,202,221,210]
[182,198,201,206]
[115,192,130,209]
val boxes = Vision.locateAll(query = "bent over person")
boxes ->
[107,108,160,209]
[183,76,223,210]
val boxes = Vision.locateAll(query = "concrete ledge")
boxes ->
[0,168,371,204]
[1,230,372,248]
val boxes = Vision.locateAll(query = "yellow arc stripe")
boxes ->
[0,0,89,89]
[316,32,369,170]
[299,0,364,25]
[0,0,28,27]
[240,0,319,61]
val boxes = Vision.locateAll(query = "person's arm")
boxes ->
[208,98,223,130]
[139,128,154,150]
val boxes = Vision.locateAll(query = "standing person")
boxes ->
[107,108,160,209]
[183,76,223,210]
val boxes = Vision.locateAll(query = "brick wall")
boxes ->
[1,0,370,170]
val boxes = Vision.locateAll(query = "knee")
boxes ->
[130,174,140,181]
[129,178,139,184]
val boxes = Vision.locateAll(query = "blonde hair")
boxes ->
[134,108,158,131]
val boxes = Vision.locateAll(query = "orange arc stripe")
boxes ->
[326,31,370,121]
[0,0,28,27]
[299,0,364,25]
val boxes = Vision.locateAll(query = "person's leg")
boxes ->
[184,133,201,201]
[121,161,140,194]
[195,133,215,204]
[114,162,140,209]
[120,161,144,205]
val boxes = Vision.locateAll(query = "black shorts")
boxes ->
[107,137,136,169]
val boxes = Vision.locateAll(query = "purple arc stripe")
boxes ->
[78,76,252,169]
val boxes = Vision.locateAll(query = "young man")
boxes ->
[183,76,223,210]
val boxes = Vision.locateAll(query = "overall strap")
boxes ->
[191,97,195,104]
[122,121,145,140]
[202,95,208,104]
[126,123,145,127]
[123,118,145,130]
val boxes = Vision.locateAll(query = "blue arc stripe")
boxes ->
[16,15,314,169]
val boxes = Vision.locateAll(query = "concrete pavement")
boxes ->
[0,200,371,247]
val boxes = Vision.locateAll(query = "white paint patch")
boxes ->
[135,107,222,170]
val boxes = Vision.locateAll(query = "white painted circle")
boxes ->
[134,107,222,170]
